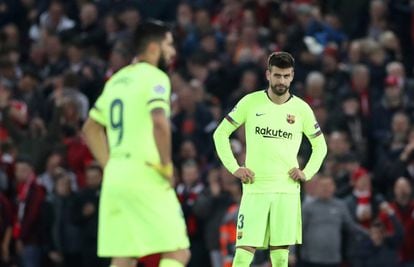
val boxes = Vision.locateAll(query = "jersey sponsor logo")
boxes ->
[255,126,293,139]
[286,114,295,124]
[255,112,265,116]
[153,84,166,94]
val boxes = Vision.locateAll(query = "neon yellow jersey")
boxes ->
[89,62,170,165]
[213,90,327,193]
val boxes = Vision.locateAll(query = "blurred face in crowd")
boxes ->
[342,97,360,116]
[179,139,197,161]
[386,61,405,78]
[86,167,102,188]
[181,163,199,186]
[328,131,350,156]
[267,66,294,96]
[348,41,362,64]
[80,3,98,27]
[391,112,410,138]
[240,70,258,93]
[354,174,371,192]
[394,177,412,206]
[384,83,402,101]
[45,35,62,59]
[120,9,140,31]
[370,222,385,246]
[49,2,64,26]
[316,176,336,200]
[55,174,71,196]
[177,3,193,28]
[305,71,325,98]
[46,153,62,174]
[15,162,33,182]
[352,65,370,91]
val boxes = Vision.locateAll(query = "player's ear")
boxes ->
[266,69,270,81]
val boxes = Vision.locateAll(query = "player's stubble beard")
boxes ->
[157,50,168,72]
[270,83,289,96]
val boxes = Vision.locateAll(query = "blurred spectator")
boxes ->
[0,191,12,266]
[380,177,414,266]
[176,160,208,267]
[60,2,105,52]
[299,175,365,267]
[339,64,371,118]
[194,166,234,267]
[372,76,414,145]
[71,163,108,267]
[344,167,384,229]
[172,84,216,161]
[328,92,370,165]
[43,170,81,267]
[29,0,75,41]
[13,156,45,267]
[0,78,29,142]
[38,153,77,197]
[367,0,388,40]
[375,111,411,166]
[219,168,242,267]
[303,71,326,108]
[353,205,403,267]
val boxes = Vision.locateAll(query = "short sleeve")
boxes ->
[89,90,107,126]
[302,103,322,139]
[146,71,171,116]
[226,96,249,127]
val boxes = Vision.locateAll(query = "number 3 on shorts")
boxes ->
[237,214,244,229]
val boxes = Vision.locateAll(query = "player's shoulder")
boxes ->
[239,90,266,104]
[135,62,168,80]
[290,95,313,111]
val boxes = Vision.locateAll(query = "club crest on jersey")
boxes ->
[286,114,295,124]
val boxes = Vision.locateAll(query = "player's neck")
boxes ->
[133,54,158,66]
[267,89,291,105]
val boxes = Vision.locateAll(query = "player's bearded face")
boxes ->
[158,32,176,70]
[268,67,293,96]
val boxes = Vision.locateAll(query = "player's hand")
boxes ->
[288,168,306,182]
[146,162,173,181]
[233,167,255,184]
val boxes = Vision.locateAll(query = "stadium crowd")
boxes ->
[0,0,413,266]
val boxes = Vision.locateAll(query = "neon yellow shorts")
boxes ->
[97,161,189,257]
[235,193,302,248]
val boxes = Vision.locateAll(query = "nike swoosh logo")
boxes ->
[256,113,265,116]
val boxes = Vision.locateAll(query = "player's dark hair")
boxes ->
[268,51,295,69]
[133,21,170,55]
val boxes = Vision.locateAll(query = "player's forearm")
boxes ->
[153,116,171,165]
[82,118,109,167]
[303,135,327,180]
[213,119,239,174]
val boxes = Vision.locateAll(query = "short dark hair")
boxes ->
[15,154,34,167]
[133,21,170,55]
[268,51,295,69]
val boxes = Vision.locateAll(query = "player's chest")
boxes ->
[245,106,303,137]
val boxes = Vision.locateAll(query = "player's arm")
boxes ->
[82,93,109,168]
[301,105,327,181]
[145,76,173,182]
[149,108,173,181]
[82,118,109,168]
[213,97,255,183]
